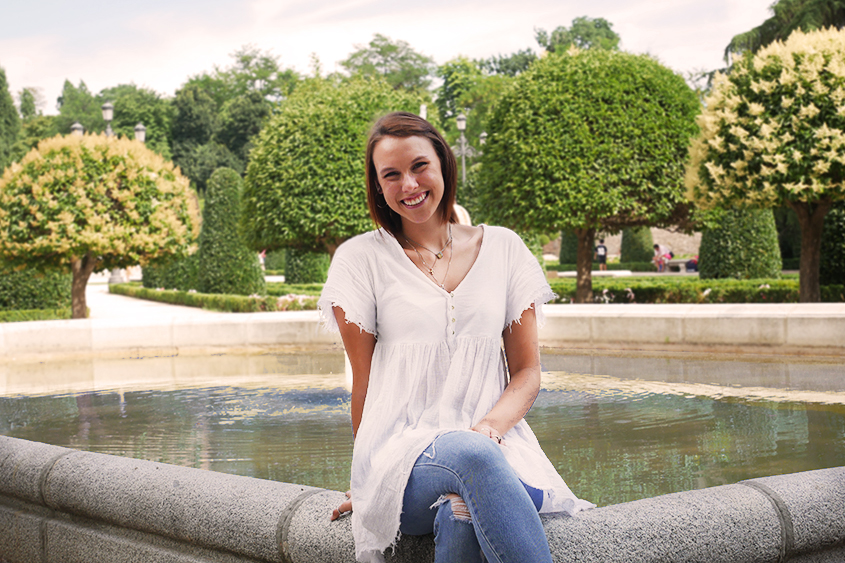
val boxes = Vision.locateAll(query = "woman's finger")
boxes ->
[331,499,353,521]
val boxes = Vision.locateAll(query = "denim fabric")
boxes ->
[398,431,553,563]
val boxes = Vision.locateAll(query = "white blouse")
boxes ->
[318,225,594,562]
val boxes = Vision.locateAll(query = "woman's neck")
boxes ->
[400,220,451,250]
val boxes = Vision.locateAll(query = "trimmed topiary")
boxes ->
[698,208,782,280]
[284,248,330,284]
[621,227,654,263]
[142,253,199,291]
[820,202,845,286]
[264,249,286,272]
[197,168,265,295]
[0,262,71,311]
[558,231,579,264]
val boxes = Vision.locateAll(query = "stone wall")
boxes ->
[1,436,843,562]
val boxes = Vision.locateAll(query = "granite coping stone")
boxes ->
[1,436,843,563]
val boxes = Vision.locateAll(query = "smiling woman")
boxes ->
[318,112,593,563]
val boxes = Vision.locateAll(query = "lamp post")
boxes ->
[102,102,114,137]
[456,113,467,187]
[70,122,84,137]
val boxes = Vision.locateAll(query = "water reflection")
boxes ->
[1,350,843,506]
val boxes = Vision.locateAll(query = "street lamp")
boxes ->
[456,113,467,187]
[134,123,146,143]
[70,122,84,137]
[101,102,114,137]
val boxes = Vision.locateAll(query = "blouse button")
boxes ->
[451,318,456,323]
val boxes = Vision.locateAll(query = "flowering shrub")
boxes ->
[685,27,845,301]
[0,134,200,317]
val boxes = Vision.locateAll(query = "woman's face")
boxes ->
[372,135,444,231]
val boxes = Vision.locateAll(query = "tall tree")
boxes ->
[18,87,43,121]
[241,76,425,256]
[214,44,299,102]
[725,0,845,61]
[478,48,699,303]
[687,27,845,302]
[478,49,538,77]
[0,134,199,318]
[217,91,271,163]
[55,80,104,135]
[536,16,620,53]
[99,84,175,159]
[0,67,20,171]
[340,34,435,91]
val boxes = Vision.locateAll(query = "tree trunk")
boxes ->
[574,227,596,303]
[70,253,100,319]
[787,199,831,303]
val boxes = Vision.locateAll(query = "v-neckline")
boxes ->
[390,224,486,295]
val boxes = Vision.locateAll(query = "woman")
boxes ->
[319,112,593,563]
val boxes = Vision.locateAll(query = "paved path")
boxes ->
[85,281,217,320]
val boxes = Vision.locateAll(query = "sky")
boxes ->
[1,0,774,116]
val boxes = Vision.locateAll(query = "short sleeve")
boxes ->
[317,235,377,335]
[503,230,556,329]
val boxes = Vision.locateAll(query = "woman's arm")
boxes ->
[334,306,376,438]
[330,306,376,521]
[472,306,542,440]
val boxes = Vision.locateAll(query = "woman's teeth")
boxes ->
[403,192,427,206]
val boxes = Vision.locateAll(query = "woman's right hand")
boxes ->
[330,490,352,521]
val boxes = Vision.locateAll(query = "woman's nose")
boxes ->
[401,173,419,191]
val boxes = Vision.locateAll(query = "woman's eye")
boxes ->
[382,171,399,180]
[413,161,428,171]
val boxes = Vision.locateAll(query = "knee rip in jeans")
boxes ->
[431,493,472,523]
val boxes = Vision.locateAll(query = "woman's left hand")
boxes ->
[472,423,504,444]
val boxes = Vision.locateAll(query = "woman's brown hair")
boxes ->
[365,112,457,238]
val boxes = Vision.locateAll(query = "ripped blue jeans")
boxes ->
[398,431,552,563]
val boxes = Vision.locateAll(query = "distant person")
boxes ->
[594,239,608,271]
[686,255,699,272]
[653,243,673,272]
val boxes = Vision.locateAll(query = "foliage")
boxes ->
[141,253,199,291]
[435,57,511,144]
[548,277,844,304]
[558,231,580,263]
[54,80,104,137]
[217,91,271,163]
[99,84,174,159]
[698,208,782,279]
[536,16,620,52]
[263,249,286,271]
[340,34,435,91]
[265,282,324,296]
[9,115,59,164]
[0,307,72,323]
[0,67,20,171]
[725,0,845,61]
[0,133,200,318]
[685,28,845,301]
[197,168,265,295]
[620,227,655,263]
[478,49,538,77]
[774,206,802,261]
[111,282,317,312]
[18,87,40,121]
[0,264,71,311]
[477,48,700,302]
[820,201,845,285]
[241,75,424,255]
[284,248,330,284]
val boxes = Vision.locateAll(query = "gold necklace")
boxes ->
[403,224,453,259]
[405,225,454,289]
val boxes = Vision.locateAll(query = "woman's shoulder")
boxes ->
[335,229,395,258]
[479,224,524,248]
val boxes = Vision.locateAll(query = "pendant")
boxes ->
[435,252,443,259]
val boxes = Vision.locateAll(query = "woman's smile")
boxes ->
[402,192,428,208]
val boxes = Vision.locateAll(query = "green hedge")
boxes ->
[264,250,286,272]
[0,308,72,323]
[558,230,579,264]
[142,253,199,291]
[110,283,317,312]
[621,227,654,263]
[266,282,324,297]
[285,249,330,284]
[549,262,657,272]
[820,202,845,286]
[0,267,71,311]
[548,277,844,304]
[197,168,266,296]
[699,208,781,280]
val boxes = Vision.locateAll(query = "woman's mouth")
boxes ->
[402,192,428,208]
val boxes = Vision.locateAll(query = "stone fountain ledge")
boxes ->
[1,303,845,362]
[1,435,843,563]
